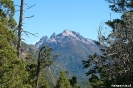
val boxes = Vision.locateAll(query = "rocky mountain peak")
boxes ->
[60,29,85,41]
[63,29,72,33]
[50,32,56,38]
[62,29,75,37]
[34,30,96,48]
[41,36,48,40]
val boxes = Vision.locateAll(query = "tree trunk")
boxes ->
[17,0,24,59]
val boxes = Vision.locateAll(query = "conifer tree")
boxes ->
[36,45,58,88]
[69,76,81,88]
[83,0,133,86]
[0,0,31,87]
[106,0,133,13]
[55,71,72,88]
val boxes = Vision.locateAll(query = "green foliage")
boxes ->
[0,0,32,87]
[106,0,133,13]
[37,73,51,88]
[105,19,125,30]
[39,45,58,68]
[83,1,133,87]
[36,45,58,88]
[0,1,44,87]
[24,54,37,87]
[0,19,30,87]
[89,74,104,88]
[69,76,81,88]
[55,71,72,88]
[0,0,17,29]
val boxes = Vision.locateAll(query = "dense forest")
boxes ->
[0,0,133,88]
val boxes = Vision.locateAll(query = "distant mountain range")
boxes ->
[34,29,101,86]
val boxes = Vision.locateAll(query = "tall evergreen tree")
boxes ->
[82,1,133,87]
[36,45,58,88]
[0,0,32,87]
[55,71,72,88]
[83,15,133,87]
[69,76,80,88]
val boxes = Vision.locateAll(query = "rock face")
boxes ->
[34,29,101,85]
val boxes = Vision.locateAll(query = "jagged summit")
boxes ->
[62,29,78,38]
[62,29,73,34]
[34,30,96,48]
[50,32,56,38]
[62,29,80,36]
[41,36,48,40]
[63,29,70,32]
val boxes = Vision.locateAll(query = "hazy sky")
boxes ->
[14,0,121,44]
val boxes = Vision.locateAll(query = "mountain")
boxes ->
[34,29,101,86]
[22,42,39,59]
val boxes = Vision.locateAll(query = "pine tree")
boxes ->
[55,71,72,88]
[69,76,81,88]
[89,74,104,88]
[106,0,133,13]
[36,45,58,88]
[0,0,31,87]
[82,1,133,86]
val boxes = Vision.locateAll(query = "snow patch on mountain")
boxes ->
[49,38,57,43]
[32,39,40,45]
[62,30,77,37]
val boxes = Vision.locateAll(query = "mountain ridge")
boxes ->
[34,29,97,49]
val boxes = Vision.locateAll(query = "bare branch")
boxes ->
[15,10,21,12]
[23,32,30,38]
[24,4,36,10]
[24,3,28,5]
[23,15,34,19]
[22,29,38,37]
[15,5,20,7]
[21,38,26,41]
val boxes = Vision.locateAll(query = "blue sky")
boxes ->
[14,0,121,44]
